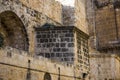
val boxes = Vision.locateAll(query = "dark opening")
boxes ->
[0,33,4,47]
[83,73,88,79]
[44,72,52,80]
[0,11,29,51]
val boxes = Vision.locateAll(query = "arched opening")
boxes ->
[44,73,52,80]
[0,11,29,51]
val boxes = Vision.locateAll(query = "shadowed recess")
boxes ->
[44,72,52,80]
[0,11,29,51]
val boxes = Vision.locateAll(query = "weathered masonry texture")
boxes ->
[90,53,120,80]
[0,47,75,80]
[62,0,88,34]
[0,0,90,80]
[75,0,88,34]
[20,0,62,24]
[34,25,89,75]
[1,0,120,80]
[0,0,61,54]
[62,6,75,26]
[95,5,120,52]
[86,0,120,80]
[35,26,75,64]
[87,0,120,53]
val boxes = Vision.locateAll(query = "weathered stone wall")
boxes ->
[116,9,120,38]
[114,56,120,80]
[20,0,62,24]
[95,5,118,49]
[75,0,88,34]
[86,0,96,50]
[86,0,94,35]
[0,0,90,80]
[90,53,120,80]
[85,1,120,80]
[62,0,89,34]
[0,0,61,54]
[52,1,62,24]
[75,29,89,76]
[87,0,120,51]
[35,26,75,64]
[62,6,75,26]
[0,47,83,80]
[34,26,90,79]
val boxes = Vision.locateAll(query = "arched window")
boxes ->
[44,73,52,80]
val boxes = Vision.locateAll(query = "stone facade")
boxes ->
[0,0,61,54]
[0,47,76,80]
[34,25,89,78]
[62,6,75,26]
[87,0,120,52]
[86,0,120,80]
[35,26,75,64]
[20,0,62,24]
[62,0,88,34]
[90,53,120,80]
[95,4,120,51]
[0,0,90,80]
[75,0,88,34]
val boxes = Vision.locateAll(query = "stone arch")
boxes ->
[44,72,52,80]
[0,11,29,51]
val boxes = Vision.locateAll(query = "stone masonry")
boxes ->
[35,25,75,64]
[0,47,76,80]
[62,6,75,26]
[34,25,89,78]
[0,0,61,54]
[75,0,88,34]
[86,0,120,80]
[62,0,88,34]
[87,0,120,52]
[20,0,62,24]
[90,52,120,80]
[0,0,90,80]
